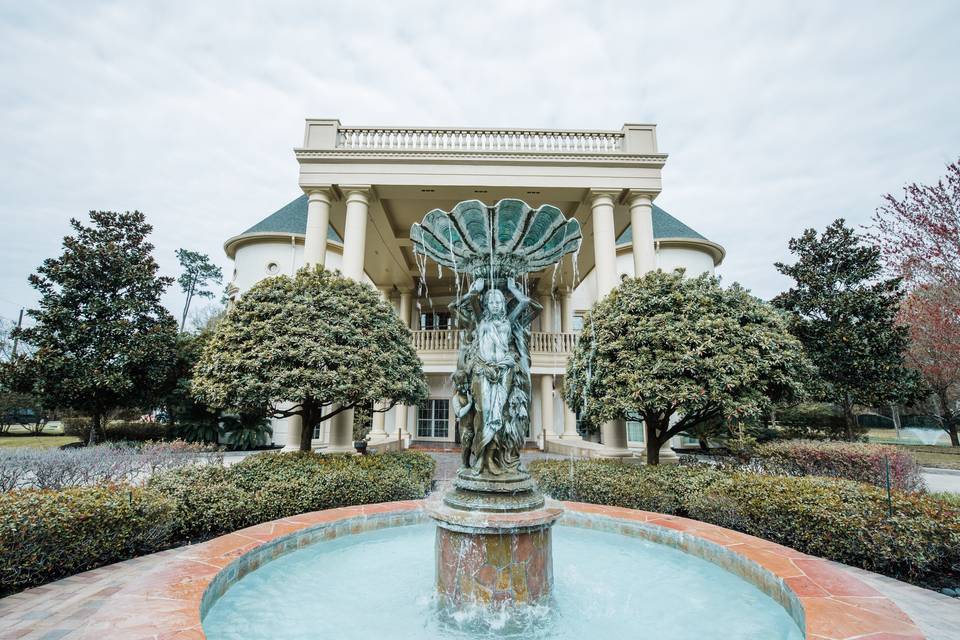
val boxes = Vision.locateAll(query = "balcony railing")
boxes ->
[336,127,625,154]
[411,330,577,354]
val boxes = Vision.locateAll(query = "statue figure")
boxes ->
[450,277,540,477]
[452,369,475,468]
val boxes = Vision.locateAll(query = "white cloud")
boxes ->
[1,0,958,321]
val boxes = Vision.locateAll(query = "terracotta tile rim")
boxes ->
[75,500,924,640]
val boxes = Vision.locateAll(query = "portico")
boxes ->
[224,119,725,458]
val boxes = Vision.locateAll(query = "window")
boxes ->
[627,420,644,442]
[266,261,280,275]
[572,314,584,333]
[420,311,452,330]
[417,399,449,438]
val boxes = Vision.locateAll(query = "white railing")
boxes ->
[337,127,624,154]
[411,330,577,354]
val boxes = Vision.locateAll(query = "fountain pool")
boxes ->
[202,522,803,640]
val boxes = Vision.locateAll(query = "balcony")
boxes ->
[411,329,577,373]
[336,126,627,154]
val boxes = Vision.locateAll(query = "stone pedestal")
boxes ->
[429,469,562,607]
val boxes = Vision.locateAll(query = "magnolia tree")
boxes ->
[565,271,811,464]
[899,284,960,446]
[192,267,428,450]
[774,219,923,440]
[5,211,179,445]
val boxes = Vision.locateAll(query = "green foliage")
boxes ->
[4,211,179,445]
[147,451,435,541]
[529,460,960,588]
[0,486,177,595]
[774,219,925,440]
[775,402,847,440]
[565,270,812,463]
[221,413,272,450]
[175,421,222,444]
[1,451,434,594]
[192,267,428,450]
[175,249,223,331]
[751,440,925,492]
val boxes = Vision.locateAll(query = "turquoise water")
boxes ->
[203,524,803,639]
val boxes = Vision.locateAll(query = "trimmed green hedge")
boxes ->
[147,451,435,541]
[0,487,177,595]
[530,460,960,589]
[0,451,435,595]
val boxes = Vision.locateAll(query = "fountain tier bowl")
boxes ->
[80,502,924,639]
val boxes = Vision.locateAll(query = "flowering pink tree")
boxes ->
[898,284,960,446]
[872,159,960,446]
[871,159,960,288]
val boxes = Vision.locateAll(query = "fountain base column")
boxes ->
[429,469,562,607]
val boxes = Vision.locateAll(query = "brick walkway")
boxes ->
[2,452,957,639]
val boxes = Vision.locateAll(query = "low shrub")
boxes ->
[0,450,435,595]
[529,460,960,589]
[751,440,925,493]
[104,421,171,442]
[0,486,177,595]
[147,451,435,542]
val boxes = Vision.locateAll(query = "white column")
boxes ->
[304,189,332,268]
[590,191,619,298]
[538,293,554,332]
[327,409,354,452]
[392,289,415,442]
[341,188,370,281]
[628,192,656,277]
[285,414,303,451]
[368,285,393,440]
[560,392,580,439]
[560,289,573,333]
[539,374,554,440]
[601,418,630,452]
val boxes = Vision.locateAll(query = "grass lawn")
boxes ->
[0,435,81,448]
[0,423,79,448]
[901,445,960,470]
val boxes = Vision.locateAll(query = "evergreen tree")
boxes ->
[566,271,811,464]
[774,219,922,440]
[5,211,179,444]
[175,249,223,331]
[192,267,428,450]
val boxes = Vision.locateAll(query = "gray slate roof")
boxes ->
[616,204,708,244]
[240,195,342,242]
[237,196,710,245]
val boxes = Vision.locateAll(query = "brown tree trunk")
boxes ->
[842,397,857,442]
[936,389,959,447]
[89,413,101,446]
[299,402,315,452]
[645,421,661,465]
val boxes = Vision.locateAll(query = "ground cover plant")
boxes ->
[529,460,960,590]
[0,450,434,595]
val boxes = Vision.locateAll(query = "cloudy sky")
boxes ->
[1,0,958,325]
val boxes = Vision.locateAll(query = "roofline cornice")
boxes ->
[223,232,344,259]
[615,236,726,266]
[293,148,668,168]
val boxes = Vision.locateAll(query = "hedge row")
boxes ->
[0,451,434,595]
[750,440,925,493]
[530,460,960,589]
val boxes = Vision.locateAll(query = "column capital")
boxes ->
[340,185,373,204]
[587,189,621,207]
[626,191,657,207]
[397,286,414,295]
[305,188,334,206]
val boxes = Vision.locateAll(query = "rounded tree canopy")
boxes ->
[192,267,428,418]
[565,270,811,432]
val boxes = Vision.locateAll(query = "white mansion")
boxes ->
[224,120,725,459]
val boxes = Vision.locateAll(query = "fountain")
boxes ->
[410,198,581,607]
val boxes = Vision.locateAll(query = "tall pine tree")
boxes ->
[774,219,922,440]
[6,211,179,444]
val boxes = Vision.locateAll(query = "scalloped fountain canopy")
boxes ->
[410,199,582,279]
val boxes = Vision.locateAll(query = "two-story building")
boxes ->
[223,120,725,459]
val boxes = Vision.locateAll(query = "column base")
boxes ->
[557,432,583,440]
